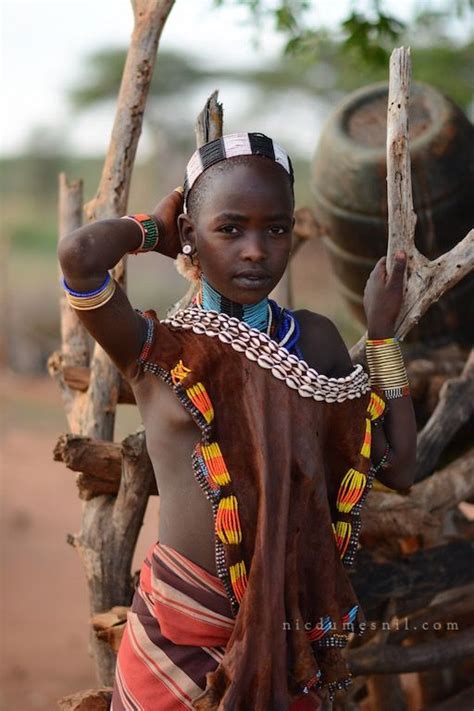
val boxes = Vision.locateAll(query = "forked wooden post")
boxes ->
[53,0,176,686]
[350,47,474,362]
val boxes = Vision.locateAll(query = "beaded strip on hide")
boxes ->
[163,307,370,403]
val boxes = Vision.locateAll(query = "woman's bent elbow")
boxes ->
[58,228,98,277]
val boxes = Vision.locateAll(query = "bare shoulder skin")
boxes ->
[294,309,353,377]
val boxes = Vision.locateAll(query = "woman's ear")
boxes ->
[177,213,197,253]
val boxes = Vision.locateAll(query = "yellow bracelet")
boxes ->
[63,275,116,310]
[365,338,410,398]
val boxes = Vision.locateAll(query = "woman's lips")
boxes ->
[233,273,271,289]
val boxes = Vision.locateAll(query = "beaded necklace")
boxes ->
[201,275,269,332]
[196,276,302,357]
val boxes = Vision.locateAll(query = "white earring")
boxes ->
[182,243,193,255]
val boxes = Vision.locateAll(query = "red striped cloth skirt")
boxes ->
[111,542,321,710]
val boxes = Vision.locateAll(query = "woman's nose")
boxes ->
[241,231,267,261]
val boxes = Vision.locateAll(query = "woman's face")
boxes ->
[178,157,294,305]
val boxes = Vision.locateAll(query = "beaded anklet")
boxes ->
[62,273,116,310]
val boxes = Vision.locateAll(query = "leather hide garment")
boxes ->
[136,306,385,710]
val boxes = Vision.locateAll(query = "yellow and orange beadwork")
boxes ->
[173,364,248,606]
[333,391,385,559]
[186,382,214,424]
[171,359,192,385]
[200,442,231,489]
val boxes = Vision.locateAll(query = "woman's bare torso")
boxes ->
[132,371,218,574]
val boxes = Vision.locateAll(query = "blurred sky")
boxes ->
[0,0,470,157]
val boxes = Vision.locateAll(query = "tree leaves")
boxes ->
[213,0,471,66]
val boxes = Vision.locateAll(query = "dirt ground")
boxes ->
[0,372,159,709]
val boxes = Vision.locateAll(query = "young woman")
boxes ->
[59,133,416,710]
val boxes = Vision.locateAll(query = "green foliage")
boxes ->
[341,11,404,65]
[213,0,473,66]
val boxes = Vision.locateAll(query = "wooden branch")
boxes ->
[54,433,157,499]
[84,0,176,221]
[416,350,474,480]
[54,434,122,481]
[350,47,474,362]
[348,628,474,676]
[57,688,112,711]
[351,540,474,620]
[59,365,136,404]
[82,0,176,443]
[361,448,474,540]
[385,47,417,273]
[49,174,89,428]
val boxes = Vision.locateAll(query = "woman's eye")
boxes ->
[269,226,288,235]
[219,225,239,235]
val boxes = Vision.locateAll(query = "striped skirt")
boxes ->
[111,542,321,710]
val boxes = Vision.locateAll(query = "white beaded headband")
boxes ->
[183,132,294,212]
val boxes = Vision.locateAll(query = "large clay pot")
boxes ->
[311,82,474,345]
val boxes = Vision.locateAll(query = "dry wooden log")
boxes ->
[57,688,112,711]
[54,435,122,482]
[350,47,474,363]
[351,539,474,619]
[361,448,474,540]
[416,350,474,481]
[348,627,474,675]
[53,433,158,498]
[74,474,120,501]
[61,365,136,404]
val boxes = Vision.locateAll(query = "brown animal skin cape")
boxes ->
[136,306,385,710]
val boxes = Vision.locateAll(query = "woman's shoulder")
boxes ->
[293,309,354,377]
